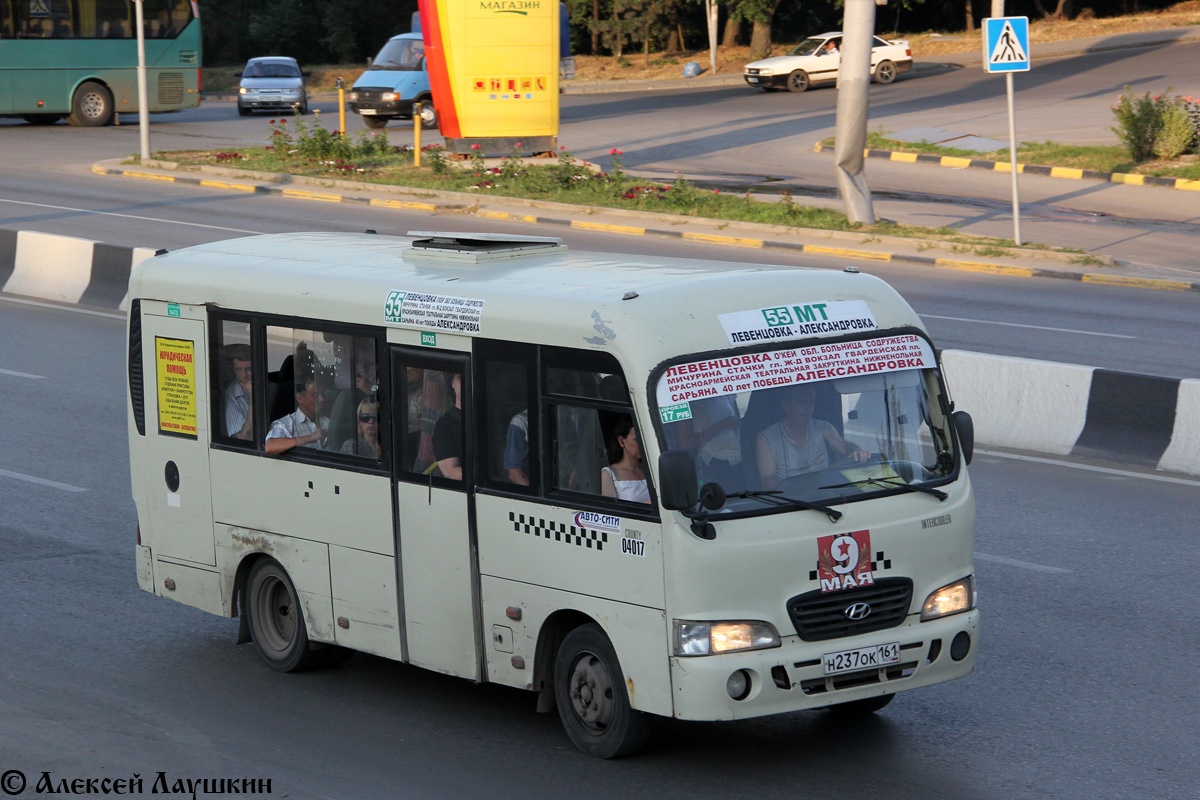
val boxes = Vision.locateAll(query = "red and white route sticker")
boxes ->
[656,334,935,407]
[817,530,875,593]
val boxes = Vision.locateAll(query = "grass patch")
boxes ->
[821,132,1200,180]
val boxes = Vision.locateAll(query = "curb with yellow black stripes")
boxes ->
[90,162,1200,296]
[813,143,1200,191]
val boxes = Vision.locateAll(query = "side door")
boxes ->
[813,36,842,82]
[391,347,480,679]
[139,302,215,565]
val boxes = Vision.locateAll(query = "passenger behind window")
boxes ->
[265,374,329,454]
[340,399,381,459]
[432,372,463,480]
[504,409,529,485]
[755,384,868,490]
[600,415,650,504]
[676,395,742,490]
[222,343,255,441]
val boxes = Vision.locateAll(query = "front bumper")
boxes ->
[743,73,789,89]
[667,609,979,720]
[240,93,304,109]
[349,101,408,118]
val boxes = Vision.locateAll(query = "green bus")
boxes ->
[0,0,201,126]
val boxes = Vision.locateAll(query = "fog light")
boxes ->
[950,631,971,661]
[726,669,751,701]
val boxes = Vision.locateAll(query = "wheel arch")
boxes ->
[532,608,594,692]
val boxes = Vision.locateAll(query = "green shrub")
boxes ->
[1154,100,1196,160]
[1111,87,1169,162]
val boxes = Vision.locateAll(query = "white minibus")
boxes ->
[127,231,979,758]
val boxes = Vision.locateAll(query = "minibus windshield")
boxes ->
[654,334,958,516]
[372,38,425,70]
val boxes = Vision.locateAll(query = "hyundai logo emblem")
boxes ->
[844,602,872,620]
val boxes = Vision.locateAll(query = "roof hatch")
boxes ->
[404,231,566,264]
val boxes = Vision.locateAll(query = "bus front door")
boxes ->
[391,348,481,680]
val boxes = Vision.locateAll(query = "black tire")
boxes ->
[237,102,250,117]
[362,115,388,129]
[827,693,895,715]
[67,81,113,127]
[245,558,326,672]
[297,96,308,115]
[874,60,898,85]
[415,99,438,130]
[22,114,62,125]
[786,70,810,93]
[554,623,650,758]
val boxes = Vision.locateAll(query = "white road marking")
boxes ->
[922,314,1136,339]
[0,468,87,492]
[0,368,45,379]
[0,295,125,320]
[976,448,1200,487]
[0,197,265,234]
[974,552,1070,574]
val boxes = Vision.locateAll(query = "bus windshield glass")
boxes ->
[654,333,958,516]
[372,37,424,70]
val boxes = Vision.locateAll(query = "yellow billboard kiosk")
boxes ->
[419,0,559,155]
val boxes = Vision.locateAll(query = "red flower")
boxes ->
[515,142,522,147]
[610,148,622,155]
[471,143,482,150]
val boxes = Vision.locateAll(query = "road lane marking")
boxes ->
[0,368,46,379]
[974,552,1070,574]
[0,295,125,320]
[0,198,265,234]
[0,468,87,492]
[921,314,1136,339]
[976,448,1200,487]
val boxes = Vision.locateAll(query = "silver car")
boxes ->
[236,57,310,115]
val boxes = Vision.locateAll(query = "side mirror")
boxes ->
[301,70,312,77]
[658,450,697,511]
[233,71,243,78]
[952,410,974,465]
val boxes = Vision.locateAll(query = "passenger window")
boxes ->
[477,342,536,493]
[397,365,462,482]
[262,326,381,459]
[212,318,254,447]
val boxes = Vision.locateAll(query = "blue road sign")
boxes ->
[983,17,1030,73]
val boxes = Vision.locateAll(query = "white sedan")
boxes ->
[743,32,912,93]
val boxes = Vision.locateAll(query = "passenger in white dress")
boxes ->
[600,414,651,503]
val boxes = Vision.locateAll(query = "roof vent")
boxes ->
[404,231,566,264]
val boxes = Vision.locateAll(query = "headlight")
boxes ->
[347,91,358,101]
[921,576,975,621]
[381,91,400,101]
[759,68,774,75]
[238,87,248,95]
[674,620,780,656]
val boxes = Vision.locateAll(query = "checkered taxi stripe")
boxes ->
[510,512,608,551]
[809,551,892,581]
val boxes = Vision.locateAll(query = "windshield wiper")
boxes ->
[819,476,948,501]
[725,490,843,522]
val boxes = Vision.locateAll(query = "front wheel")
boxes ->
[554,623,650,758]
[826,693,894,715]
[237,102,250,117]
[362,115,388,129]
[415,99,438,130]
[67,81,113,127]
[245,558,326,672]
[786,70,810,93]
[874,60,898,85]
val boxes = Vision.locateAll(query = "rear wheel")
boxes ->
[22,114,62,125]
[67,81,113,127]
[554,623,650,758]
[786,70,810,93]
[245,558,327,672]
[362,115,388,129]
[874,60,898,85]
[827,693,895,715]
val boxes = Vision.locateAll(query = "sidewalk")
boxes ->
[93,157,1199,293]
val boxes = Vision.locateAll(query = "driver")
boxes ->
[756,384,869,490]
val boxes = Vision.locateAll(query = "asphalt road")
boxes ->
[1,293,1197,800]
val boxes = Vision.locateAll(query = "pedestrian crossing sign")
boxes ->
[28,0,51,17]
[983,17,1030,73]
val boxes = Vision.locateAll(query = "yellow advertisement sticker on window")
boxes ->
[156,336,197,438]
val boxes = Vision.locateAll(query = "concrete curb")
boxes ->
[814,143,1200,193]
[942,350,1199,475]
[94,158,1200,294]
[2,225,1196,476]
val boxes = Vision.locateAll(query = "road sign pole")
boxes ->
[1006,72,1021,245]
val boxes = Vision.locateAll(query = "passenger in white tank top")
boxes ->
[601,414,651,503]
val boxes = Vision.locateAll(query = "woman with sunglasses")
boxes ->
[341,399,381,459]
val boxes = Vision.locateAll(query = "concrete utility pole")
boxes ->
[704,0,719,75]
[134,0,150,161]
[833,0,877,224]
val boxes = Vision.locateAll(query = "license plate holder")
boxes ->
[823,642,900,675]
[746,77,758,83]
[360,108,377,115]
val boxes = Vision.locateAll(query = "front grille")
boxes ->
[353,87,389,101]
[158,72,184,105]
[786,577,913,642]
